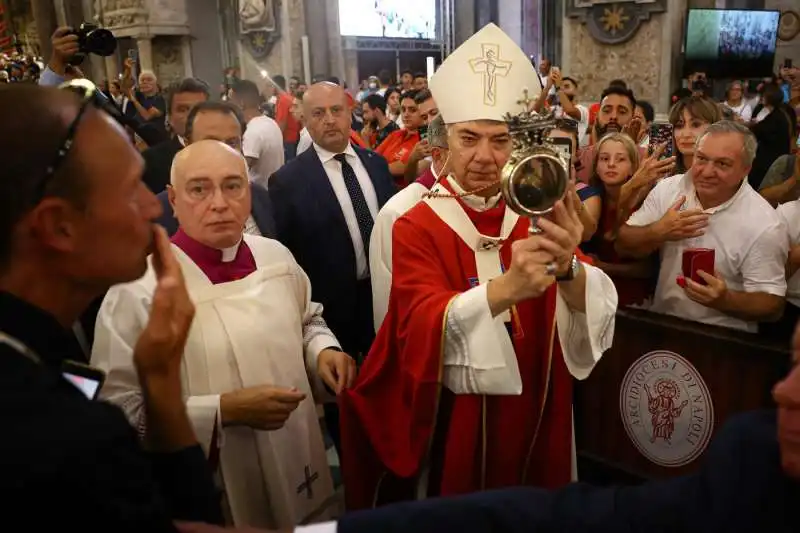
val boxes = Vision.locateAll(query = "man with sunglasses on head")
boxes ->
[0,83,222,530]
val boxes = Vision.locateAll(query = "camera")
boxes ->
[67,23,117,65]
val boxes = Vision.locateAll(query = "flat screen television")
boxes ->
[684,9,780,79]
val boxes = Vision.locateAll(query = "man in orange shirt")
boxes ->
[273,75,301,160]
[376,89,424,188]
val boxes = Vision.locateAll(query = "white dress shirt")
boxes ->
[313,142,379,280]
[626,173,788,332]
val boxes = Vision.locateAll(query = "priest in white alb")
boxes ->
[369,114,450,331]
[92,140,355,528]
[340,23,618,511]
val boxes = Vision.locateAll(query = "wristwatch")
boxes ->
[556,254,580,282]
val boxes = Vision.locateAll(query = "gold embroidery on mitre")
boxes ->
[468,43,513,107]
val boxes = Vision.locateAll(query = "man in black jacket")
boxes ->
[0,84,222,531]
[142,77,210,194]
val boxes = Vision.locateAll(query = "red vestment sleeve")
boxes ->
[339,212,458,510]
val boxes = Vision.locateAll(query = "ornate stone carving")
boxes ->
[237,0,281,60]
[567,16,662,102]
[151,35,184,84]
[99,0,148,28]
[566,0,667,45]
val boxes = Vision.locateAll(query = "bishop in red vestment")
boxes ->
[339,23,618,510]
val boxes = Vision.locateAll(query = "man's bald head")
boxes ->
[168,140,251,250]
[170,139,247,186]
[302,82,351,153]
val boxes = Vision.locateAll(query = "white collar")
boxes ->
[220,238,243,263]
[446,175,503,211]
[313,142,358,165]
[680,172,749,215]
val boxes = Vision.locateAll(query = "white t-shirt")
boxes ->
[553,103,589,148]
[724,101,753,122]
[626,173,788,332]
[242,115,285,189]
[777,200,800,308]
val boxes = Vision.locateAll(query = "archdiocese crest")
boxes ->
[620,350,714,468]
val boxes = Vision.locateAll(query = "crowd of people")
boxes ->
[2,19,800,533]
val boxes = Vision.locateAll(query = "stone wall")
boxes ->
[766,0,800,72]
[564,17,663,103]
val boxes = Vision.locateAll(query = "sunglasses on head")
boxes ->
[38,78,129,199]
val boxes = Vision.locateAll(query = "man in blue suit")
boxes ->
[155,101,276,238]
[268,82,395,452]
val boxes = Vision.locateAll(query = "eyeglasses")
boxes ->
[184,178,248,202]
[38,79,126,199]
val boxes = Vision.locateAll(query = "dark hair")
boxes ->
[562,76,578,87]
[401,89,419,103]
[272,75,286,90]
[290,76,300,83]
[637,100,655,123]
[608,78,628,90]
[670,87,692,104]
[763,83,785,108]
[326,76,341,85]
[185,101,246,141]
[378,69,392,85]
[413,71,426,80]
[231,79,260,104]
[401,69,413,77]
[363,93,387,114]
[413,88,433,104]
[600,86,636,110]
[166,77,210,114]
[0,86,88,265]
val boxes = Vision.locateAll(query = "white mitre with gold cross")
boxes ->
[429,23,541,125]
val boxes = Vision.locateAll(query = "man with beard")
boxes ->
[361,93,399,149]
[576,85,642,182]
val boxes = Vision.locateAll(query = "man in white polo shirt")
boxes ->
[617,120,788,333]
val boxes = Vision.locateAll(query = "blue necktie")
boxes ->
[334,154,374,257]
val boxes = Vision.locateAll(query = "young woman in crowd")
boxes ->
[579,133,658,307]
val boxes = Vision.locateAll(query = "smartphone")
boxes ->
[62,360,106,400]
[785,58,793,70]
[682,248,715,286]
[127,49,137,60]
[418,124,428,142]
[649,123,674,160]
[549,136,573,164]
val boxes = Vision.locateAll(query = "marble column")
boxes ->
[31,0,57,61]
[453,0,475,48]
[304,0,331,78]
[181,35,193,77]
[136,36,153,71]
[343,47,358,92]
[279,0,293,78]
[104,54,119,80]
[521,0,541,60]
[497,0,522,47]
[326,0,344,81]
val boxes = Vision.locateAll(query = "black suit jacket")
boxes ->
[268,145,395,354]
[154,183,276,238]
[339,410,799,533]
[142,137,183,195]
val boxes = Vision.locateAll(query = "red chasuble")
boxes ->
[340,188,579,510]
